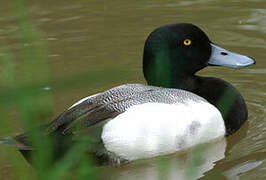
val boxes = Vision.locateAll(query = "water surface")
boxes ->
[0,0,265,179]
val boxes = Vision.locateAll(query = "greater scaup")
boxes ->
[0,23,255,165]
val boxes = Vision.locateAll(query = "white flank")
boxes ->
[101,101,225,161]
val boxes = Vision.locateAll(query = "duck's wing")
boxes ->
[46,84,207,135]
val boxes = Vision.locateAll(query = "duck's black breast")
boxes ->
[192,76,248,135]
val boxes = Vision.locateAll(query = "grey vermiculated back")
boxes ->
[48,84,207,133]
[92,84,207,110]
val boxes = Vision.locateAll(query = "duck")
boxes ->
[0,23,255,165]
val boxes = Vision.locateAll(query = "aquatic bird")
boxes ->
[0,23,255,165]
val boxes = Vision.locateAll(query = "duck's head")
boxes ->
[143,23,255,88]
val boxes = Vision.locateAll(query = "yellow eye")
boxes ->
[183,39,191,46]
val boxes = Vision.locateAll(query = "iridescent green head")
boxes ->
[143,23,255,88]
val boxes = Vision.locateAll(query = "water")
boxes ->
[0,0,265,179]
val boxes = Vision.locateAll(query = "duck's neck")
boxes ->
[148,75,248,135]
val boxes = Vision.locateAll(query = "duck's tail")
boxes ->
[0,135,32,150]
[0,135,33,164]
[0,137,17,147]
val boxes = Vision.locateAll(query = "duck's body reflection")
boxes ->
[105,138,226,180]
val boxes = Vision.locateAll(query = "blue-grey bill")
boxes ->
[208,43,255,68]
